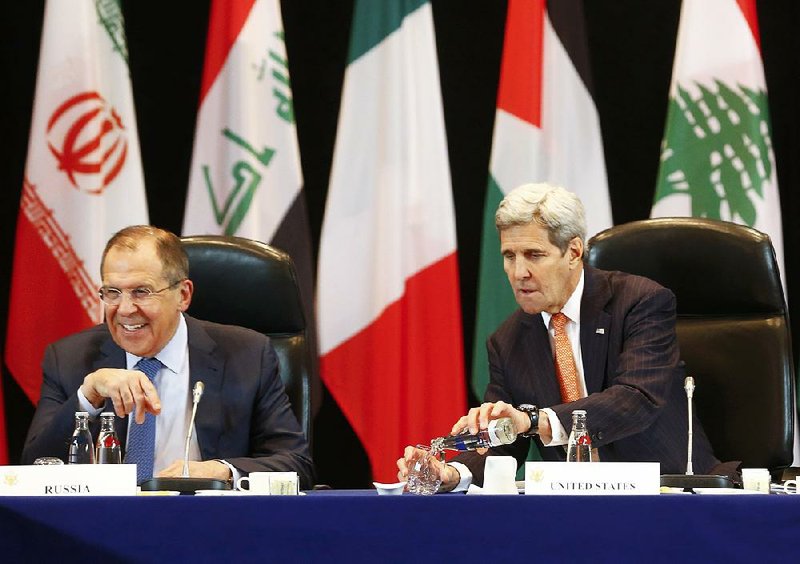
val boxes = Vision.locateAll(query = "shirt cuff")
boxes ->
[448,461,472,492]
[216,459,241,485]
[541,408,568,446]
[76,387,104,417]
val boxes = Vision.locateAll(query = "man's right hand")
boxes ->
[80,368,162,423]
[396,445,461,493]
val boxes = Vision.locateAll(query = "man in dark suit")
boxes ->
[398,183,718,491]
[22,225,312,488]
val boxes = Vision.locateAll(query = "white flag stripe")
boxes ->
[317,4,455,354]
[26,0,147,281]
[184,0,302,242]
[490,15,611,239]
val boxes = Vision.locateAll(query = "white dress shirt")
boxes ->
[78,314,201,474]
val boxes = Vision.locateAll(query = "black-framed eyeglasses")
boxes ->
[99,279,185,306]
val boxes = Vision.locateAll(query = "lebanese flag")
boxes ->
[4,0,148,463]
[652,0,793,462]
[652,0,783,276]
[472,0,612,398]
[182,0,319,408]
[317,0,467,482]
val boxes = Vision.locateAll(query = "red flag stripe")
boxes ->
[198,0,258,105]
[320,254,466,482]
[496,0,545,127]
[735,0,761,51]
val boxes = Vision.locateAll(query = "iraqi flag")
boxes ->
[317,0,467,482]
[182,0,319,413]
[4,0,148,463]
[652,0,783,276]
[472,0,612,398]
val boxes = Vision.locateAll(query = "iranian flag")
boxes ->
[183,0,315,331]
[317,0,466,482]
[4,0,147,463]
[472,0,612,398]
[652,0,783,276]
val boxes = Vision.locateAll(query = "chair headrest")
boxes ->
[182,235,306,335]
[586,218,785,315]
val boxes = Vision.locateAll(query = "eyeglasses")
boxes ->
[99,279,184,306]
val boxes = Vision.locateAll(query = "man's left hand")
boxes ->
[157,460,232,481]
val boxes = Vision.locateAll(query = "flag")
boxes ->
[317,0,467,482]
[182,0,319,413]
[4,0,148,463]
[472,0,612,399]
[652,0,794,463]
[652,0,783,275]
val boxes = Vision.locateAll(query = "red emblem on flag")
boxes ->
[46,91,129,194]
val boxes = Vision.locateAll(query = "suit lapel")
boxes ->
[185,317,225,459]
[580,266,611,394]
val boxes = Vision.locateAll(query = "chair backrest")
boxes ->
[586,217,794,473]
[181,235,312,443]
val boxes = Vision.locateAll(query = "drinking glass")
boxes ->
[405,445,444,495]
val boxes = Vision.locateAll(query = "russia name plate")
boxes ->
[0,464,137,496]
[524,461,660,495]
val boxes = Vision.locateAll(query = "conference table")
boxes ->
[1,490,799,562]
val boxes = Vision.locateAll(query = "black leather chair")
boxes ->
[181,235,312,444]
[586,217,794,476]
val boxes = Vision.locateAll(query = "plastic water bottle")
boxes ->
[95,412,122,464]
[432,417,518,452]
[566,410,592,462]
[68,411,95,464]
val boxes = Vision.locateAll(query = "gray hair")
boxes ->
[101,225,189,283]
[495,183,587,252]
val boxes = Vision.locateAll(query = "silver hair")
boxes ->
[495,183,587,252]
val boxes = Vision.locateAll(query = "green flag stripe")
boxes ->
[347,0,428,64]
[471,175,519,399]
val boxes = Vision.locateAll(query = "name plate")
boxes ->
[0,464,137,496]
[524,462,660,495]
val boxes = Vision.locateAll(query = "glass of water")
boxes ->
[405,445,444,495]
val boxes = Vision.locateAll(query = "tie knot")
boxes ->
[551,312,570,331]
[135,357,163,382]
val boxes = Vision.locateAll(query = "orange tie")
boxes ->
[551,312,582,403]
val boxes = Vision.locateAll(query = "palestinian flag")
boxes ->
[472,0,612,399]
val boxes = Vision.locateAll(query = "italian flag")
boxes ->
[183,0,315,329]
[652,0,783,276]
[472,0,612,399]
[317,0,466,482]
[4,0,148,463]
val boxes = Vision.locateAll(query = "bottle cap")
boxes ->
[75,411,89,418]
[100,412,115,417]
[572,409,587,416]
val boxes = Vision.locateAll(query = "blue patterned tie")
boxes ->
[124,357,162,484]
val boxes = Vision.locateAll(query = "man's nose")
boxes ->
[116,291,139,313]
[514,259,530,280]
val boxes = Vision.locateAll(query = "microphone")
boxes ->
[139,380,229,494]
[182,381,204,477]
[660,374,733,490]
[684,376,694,475]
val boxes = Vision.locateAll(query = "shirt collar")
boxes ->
[125,313,188,375]
[541,269,585,328]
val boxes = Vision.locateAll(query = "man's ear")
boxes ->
[178,279,194,312]
[568,237,584,267]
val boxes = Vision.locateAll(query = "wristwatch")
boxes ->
[516,404,539,437]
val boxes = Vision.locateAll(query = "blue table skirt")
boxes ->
[1,492,798,562]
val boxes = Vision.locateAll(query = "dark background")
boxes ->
[1,1,798,487]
